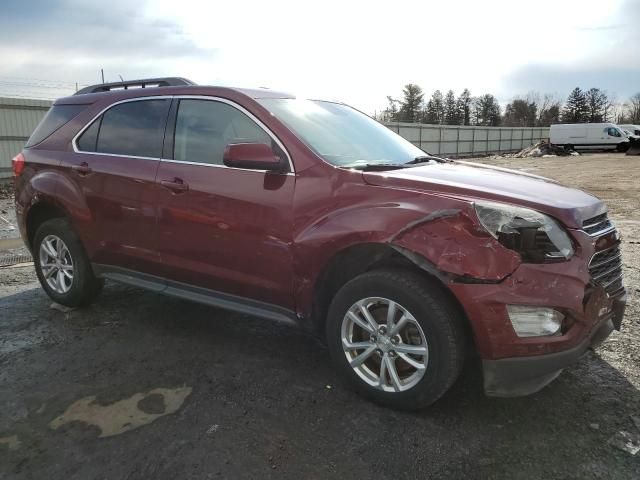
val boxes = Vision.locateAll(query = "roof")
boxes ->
[56,84,296,105]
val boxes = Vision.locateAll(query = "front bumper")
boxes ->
[482,293,625,397]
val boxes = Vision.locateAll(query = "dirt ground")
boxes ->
[0,153,638,479]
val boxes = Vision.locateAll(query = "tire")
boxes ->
[33,218,103,307]
[616,142,629,153]
[326,269,466,410]
[564,144,574,152]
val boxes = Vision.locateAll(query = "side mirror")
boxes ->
[223,143,285,171]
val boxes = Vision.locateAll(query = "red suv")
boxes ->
[13,78,626,409]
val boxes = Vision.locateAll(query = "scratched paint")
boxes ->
[49,386,192,438]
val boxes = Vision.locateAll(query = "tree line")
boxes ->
[376,84,640,127]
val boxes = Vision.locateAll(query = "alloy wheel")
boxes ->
[341,297,429,392]
[39,234,74,294]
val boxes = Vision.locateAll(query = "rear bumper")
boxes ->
[482,294,625,397]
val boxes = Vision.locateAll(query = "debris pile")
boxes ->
[511,140,579,158]
[489,141,579,159]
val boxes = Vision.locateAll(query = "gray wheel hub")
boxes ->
[341,297,429,393]
[39,234,74,294]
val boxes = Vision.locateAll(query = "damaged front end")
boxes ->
[390,203,626,397]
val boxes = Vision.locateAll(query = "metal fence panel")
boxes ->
[384,122,549,158]
[0,97,52,178]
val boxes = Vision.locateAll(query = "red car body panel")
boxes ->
[154,161,296,308]
[14,84,625,376]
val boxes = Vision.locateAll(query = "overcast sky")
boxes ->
[1,0,638,113]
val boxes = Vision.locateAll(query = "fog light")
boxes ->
[506,306,564,337]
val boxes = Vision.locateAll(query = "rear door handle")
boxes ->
[160,178,189,193]
[71,163,92,175]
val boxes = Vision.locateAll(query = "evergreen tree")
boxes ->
[503,99,537,127]
[398,84,424,123]
[474,94,501,126]
[456,89,473,125]
[562,87,589,122]
[443,90,460,125]
[424,90,445,124]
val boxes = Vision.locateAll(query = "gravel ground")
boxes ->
[0,153,638,479]
[0,196,18,241]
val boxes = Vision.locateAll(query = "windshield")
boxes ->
[257,98,427,167]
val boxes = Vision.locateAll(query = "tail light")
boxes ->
[12,153,25,177]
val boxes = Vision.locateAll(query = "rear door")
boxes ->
[154,97,296,308]
[65,98,171,274]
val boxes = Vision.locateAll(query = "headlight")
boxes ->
[474,201,574,262]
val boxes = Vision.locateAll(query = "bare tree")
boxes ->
[602,92,617,122]
[537,93,562,126]
[585,88,608,122]
[378,96,401,122]
[625,93,640,123]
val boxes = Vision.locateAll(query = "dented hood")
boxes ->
[362,161,603,229]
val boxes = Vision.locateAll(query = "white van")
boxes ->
[549,123,631,151]
[618,124,640,136]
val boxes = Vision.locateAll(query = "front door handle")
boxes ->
[160,178,189,193]
[71,162,92,175]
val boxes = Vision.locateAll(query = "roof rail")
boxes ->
[74,77,196,95]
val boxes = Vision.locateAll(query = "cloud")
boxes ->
[1,0,639,111]
[501,65,640,101]
[0,0,216,95]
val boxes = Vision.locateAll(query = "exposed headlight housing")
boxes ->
[474,201,574,262]
[506,305,564,337]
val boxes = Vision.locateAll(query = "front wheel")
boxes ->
[326,269,466,410]
[33,218,103,307]
[617,142,630,152]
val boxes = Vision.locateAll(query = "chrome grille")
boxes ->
[582,213,613,235]
[589,245,624,298]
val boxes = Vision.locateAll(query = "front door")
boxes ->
[65,98,171,275]
[155,98,295,309]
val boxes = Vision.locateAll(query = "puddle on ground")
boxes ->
[0,435,21,450]
[49,386,192,438]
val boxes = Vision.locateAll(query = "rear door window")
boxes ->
[77,99,170,158]
[172,99,271,165]
[26,104,86,147]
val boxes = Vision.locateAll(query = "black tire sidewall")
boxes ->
[33,218,101,307]
[326,270,464,409]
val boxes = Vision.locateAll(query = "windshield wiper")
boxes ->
[343,163,409,171]
[404,155,451,165]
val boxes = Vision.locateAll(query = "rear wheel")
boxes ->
[33,218,103,307]
[326,269,466,410]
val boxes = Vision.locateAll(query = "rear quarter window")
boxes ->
[26,104,86,147]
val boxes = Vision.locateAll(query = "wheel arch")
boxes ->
[309,242,474,349]
[25,201,70,249]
